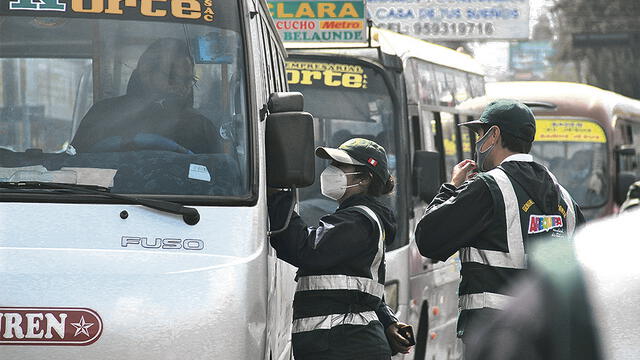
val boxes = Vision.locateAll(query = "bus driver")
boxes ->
[72,38,224,154]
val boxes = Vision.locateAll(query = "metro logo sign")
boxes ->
[0,307,103,346]
[320,20,362,29]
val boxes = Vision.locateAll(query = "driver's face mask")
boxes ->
[475,127,498,172]
[320,165,363,201]
[142,57,194,108]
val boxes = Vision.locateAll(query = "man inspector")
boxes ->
[414,99,585,346]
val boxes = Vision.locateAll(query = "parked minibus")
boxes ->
[460,81,640,220]
[0,1,314,359]
[286,27,486,360]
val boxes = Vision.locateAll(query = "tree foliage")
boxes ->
[551,0,640,98]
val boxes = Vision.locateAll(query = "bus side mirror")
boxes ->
[615,144,636,157]
[266,92,315,188]
[614,145,637,205]
[616,172,637,205]
[413,150,442,202]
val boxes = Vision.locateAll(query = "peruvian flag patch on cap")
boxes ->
[368,158,378,166]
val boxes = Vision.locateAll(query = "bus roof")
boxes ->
[459,81,640,123]
[372,28,485,76]
[284,27,485,76]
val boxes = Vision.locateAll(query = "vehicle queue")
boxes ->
[0,1,638,359]
[278,28,640,360]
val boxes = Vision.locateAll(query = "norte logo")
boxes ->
[0,307,103,346]
[528,215,563,235]
[9,0,215,22]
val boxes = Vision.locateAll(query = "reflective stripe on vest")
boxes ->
[293,205,386,334]
[296,274,385,299]
[353,205,385,284]
[292,311,379,334]
[559,186,576,236]
[459,292,514,311]
[543,166,577,237]
[460,168,527,269]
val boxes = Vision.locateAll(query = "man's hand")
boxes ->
[385,322,412,354]
[449,159,477,188]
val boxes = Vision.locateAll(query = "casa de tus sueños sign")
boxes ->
[367,0,530,41]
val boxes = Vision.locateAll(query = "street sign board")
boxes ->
[367,0,530,41]
[572,32,637,47]
[267,0,367,43]
[509,41,554,78]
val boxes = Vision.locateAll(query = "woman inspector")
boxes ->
[268,138,413,360]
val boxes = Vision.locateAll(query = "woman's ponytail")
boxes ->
[356,166,394,197]
[382,176,395,195]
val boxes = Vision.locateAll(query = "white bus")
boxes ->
[286,28,486,359]
[0,1,309,359]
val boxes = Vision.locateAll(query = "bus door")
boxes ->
[404,58,466,360]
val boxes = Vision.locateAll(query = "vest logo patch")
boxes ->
[521,199,535,212]
[528,215,563,234]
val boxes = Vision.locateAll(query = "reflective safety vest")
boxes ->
[291,205,388,354]
[458,166,577,315]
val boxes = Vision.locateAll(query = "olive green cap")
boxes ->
[460,99,536,142]
[316,138,390,183]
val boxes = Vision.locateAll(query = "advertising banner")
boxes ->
[509,41,554,79]
[267,0,367,42]
[535,119,606,143]
[367,0,530,41]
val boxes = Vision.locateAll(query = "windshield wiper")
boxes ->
[0,181,200,225]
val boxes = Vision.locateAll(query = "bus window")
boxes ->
[0,13,251,199]
[404,60,419,105]
[530,119,608,209]
[469,74,486,98]
[419,108,436,151]
[453,71,470,105]
[431,113,446,183]
[462,116,475,160]
[627,121,640,179]
[0,58,92,151]
[441,113,459,180]
[287,57,399,232]
[616,120,640,178]
[434,67,453,107]
[414,60,436,106]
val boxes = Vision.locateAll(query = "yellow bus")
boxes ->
[460,81,640,220]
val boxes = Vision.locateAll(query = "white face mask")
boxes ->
[320,165,363,201]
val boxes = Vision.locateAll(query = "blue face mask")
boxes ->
[475,127,497,172]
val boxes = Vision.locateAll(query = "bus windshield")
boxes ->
[287,57,398,224]
[530,119,608,209]
[0,5,250,199]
